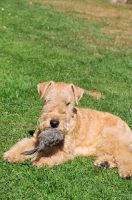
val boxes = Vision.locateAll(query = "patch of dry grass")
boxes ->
[34,0,132,51]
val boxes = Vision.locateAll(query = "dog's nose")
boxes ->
[50,120,59,128]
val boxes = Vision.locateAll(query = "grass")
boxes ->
[0,0,132,199]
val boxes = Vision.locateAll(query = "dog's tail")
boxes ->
[21,147,39,155]
[84,90,105,100]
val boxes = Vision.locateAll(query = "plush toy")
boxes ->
[22,128,63,155]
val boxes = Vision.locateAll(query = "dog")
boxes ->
[4,81,132,179]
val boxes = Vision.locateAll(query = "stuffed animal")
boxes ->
[22,128,63,155]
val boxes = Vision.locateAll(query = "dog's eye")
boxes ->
[66,102,71,106]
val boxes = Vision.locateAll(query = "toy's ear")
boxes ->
[37,81,54,99]
[71,84,84,105]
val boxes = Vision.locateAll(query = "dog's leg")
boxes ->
[3,137,38,163]
[94,154,117,169]
[95,127,132,178]
[3,129,40,163]
[32,146,74,167]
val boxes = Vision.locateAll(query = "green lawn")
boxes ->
[0,0,132,199]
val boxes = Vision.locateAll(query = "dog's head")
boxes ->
[37,81,84,134]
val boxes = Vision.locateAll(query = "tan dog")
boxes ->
[4,81,132,179]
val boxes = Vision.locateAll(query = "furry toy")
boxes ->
[22,128,63,155]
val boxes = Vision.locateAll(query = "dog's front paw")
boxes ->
[3,151,22,163]
[32,160,45,167]
[32,161,41,167]
[32,157,54,167]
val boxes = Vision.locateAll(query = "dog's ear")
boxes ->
[71,84,84,105]
[37,81,54,99]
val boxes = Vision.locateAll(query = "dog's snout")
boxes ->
[50,120,60,128]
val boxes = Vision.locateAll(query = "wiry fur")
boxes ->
[4,81,132,179]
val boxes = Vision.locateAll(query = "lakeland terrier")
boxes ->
[4,81,132,179]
